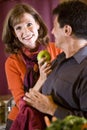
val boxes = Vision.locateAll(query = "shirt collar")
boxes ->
[73,46,87,64]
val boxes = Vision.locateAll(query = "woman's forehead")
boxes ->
[12,13,35,26]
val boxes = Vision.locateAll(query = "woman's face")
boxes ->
[13,13,39,49]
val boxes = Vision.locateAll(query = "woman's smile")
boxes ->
[14,13,39,48]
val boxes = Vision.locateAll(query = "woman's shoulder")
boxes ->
[47,42,55,47]
[47,42,57,47]
[6,53,19,62]
[47,42,62,61]
[5,53,23,67]
[47,42,62,52]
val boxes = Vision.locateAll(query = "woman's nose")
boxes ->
[22,27,31,37]
[23,26,29,33]
[51,28,54,35]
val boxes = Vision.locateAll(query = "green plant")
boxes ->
[46,115,87,130]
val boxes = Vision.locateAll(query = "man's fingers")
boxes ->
[52,117,57,122]
[44,116,51,127]
[44,116,57,127]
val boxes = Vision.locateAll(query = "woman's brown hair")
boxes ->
[2,3,49,53]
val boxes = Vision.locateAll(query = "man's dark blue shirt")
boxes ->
[42,46,87,119]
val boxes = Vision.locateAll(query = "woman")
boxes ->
[2,3,62,130]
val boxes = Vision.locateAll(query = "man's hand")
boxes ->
[44,116,57,127]
[23,89,58,116]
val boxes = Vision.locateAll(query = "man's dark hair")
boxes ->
[53,0,87,39]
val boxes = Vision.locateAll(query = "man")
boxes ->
[23,0,87,119]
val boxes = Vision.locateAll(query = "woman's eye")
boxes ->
[27,23,32,27]
[15,26,21,30]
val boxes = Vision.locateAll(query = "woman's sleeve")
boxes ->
[5,55,26,107]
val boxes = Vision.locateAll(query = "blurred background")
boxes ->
[0,0,87,128]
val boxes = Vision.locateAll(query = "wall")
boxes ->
[0,0,59,95]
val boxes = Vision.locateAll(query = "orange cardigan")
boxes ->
[5,43,62,120]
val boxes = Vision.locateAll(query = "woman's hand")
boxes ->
[38,57,52,81]
[23,89,58,115]
[32,58,52,91]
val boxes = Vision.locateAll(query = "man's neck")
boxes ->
[65,39,87,58]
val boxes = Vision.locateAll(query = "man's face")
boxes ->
[52,16,65,49]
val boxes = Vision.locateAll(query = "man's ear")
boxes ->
[64,25,72,36]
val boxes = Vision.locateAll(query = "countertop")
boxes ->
[0,124,6,130]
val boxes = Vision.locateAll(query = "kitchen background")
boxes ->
[0,0,87,128]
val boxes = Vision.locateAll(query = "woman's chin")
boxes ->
[28,46,39,52]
